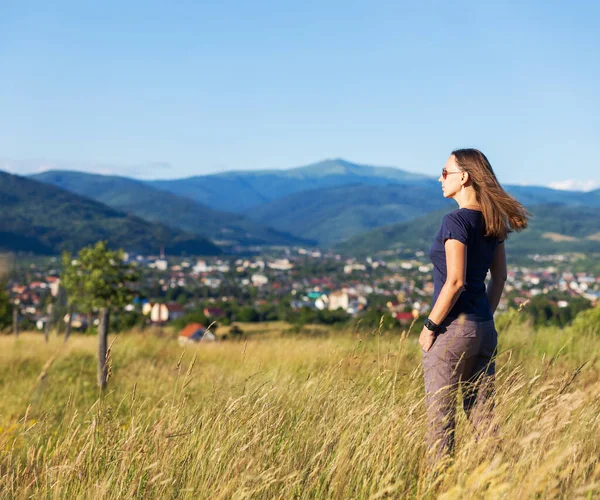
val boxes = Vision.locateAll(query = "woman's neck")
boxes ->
[454,188,480,210]
[455,199,481,210]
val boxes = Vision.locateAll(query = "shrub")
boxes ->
[571,306,600,336]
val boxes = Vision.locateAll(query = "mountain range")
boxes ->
[32,171,313,248]
[0,172,221,255]
[0,157,596,256]
[146,158,435,212]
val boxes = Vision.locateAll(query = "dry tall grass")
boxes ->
[0,318,599,499]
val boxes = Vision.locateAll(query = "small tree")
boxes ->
[61,241,138,390]
[229,324,244,338]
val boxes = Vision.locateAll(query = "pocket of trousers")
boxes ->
[451,322,478,338]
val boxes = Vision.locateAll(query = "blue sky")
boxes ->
[1,0,598,188]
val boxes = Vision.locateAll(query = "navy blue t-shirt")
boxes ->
[428,208,501,322]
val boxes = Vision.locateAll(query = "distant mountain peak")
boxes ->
[286,158,433,181]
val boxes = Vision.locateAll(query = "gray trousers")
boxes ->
[421,316,498,462]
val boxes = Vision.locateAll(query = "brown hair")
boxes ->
[452,148,529,241]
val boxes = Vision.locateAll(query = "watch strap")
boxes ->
[424,318,439,332]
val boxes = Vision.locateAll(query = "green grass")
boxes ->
[1,316,599,498]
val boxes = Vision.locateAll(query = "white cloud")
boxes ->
[547,179,600,192]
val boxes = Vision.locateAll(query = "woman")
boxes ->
[419,148,529,463]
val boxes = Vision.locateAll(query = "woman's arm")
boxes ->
[428,239,467,325]
[486,242,507,314]
[419,239,466,351]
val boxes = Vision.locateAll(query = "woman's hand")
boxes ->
[419,326,435,353]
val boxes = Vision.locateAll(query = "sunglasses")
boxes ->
[441,168,463,180]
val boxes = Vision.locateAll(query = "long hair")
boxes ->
[452,148,529,241]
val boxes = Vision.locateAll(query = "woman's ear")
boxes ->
[461,171,470,187]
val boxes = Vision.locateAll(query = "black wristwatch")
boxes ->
[424,318,439,333]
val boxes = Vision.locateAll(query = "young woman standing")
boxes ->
[419,148,529,463]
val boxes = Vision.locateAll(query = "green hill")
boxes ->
[335,204,600,257]
[248,183,454,246]
[32,171,312,248]
[0,171,221,255]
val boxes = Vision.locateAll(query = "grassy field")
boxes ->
[1,316,599,499]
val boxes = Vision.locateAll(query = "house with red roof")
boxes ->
[178,323,216,345]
